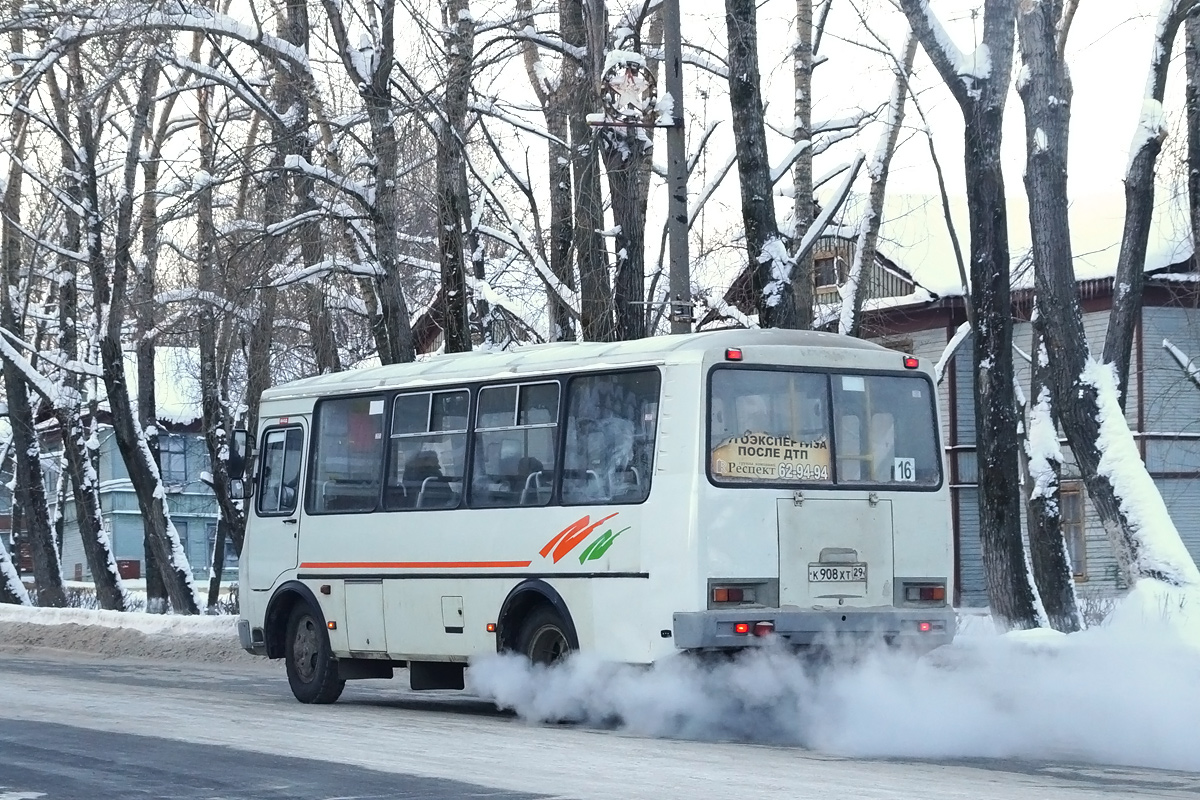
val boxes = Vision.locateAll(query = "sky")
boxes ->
[673,0,1194,295]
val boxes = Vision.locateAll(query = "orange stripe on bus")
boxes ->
[298,561,533,570]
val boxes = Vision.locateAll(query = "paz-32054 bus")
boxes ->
[233,329,955,703]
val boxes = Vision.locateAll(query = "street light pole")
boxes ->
[663,0,691,335]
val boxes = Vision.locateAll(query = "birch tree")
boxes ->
[839,33,918,337]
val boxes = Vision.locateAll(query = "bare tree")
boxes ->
[1019,0,1200,589]
[1187,10,1200,270]
[320,0,418,363]
[792,0,816,328]
[436,0,476,353]
[0,82,65,609]
[515,0,579,342]
[900,0,1038,628]
[1105,0,1199,403]
[840,33,918,337]
[726,0,797,329]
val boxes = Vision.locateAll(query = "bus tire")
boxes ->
[516,605,574,665]
[285,603,346,704]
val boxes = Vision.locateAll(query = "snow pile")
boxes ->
[0,604,248,663]
[469,618,1200,772]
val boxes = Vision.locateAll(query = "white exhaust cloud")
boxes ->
[468,620,1200,772]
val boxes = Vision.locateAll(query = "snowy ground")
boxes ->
[2,583,1199,777]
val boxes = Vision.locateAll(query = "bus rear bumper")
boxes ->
[672,607,956,652]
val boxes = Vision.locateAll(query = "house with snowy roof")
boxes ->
[703,230,1200,607]
[49,348,225,584]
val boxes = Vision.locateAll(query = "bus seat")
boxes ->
[417,476,456,508]
[519,470,552,506]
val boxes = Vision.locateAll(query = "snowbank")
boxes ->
[0,604,249,663]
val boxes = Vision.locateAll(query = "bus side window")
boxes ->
[563,369,661,505]
[257,427,303,516]
[307,396,386,514]
[470,382,559,509]
[384,390,467,511]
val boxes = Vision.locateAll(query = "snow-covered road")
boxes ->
[1,648,1198,799]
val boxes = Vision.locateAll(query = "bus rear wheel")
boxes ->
[285,603,346,704]
[516,606,574,665]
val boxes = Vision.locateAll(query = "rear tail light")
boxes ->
[712,587,747,604]
[905,584,946,602]
[733,622,751,635]
[753,621,774,637]
[918,621,932,633]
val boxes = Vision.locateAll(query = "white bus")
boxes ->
[234,329,955,704]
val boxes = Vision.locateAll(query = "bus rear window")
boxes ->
[709,369,940,488]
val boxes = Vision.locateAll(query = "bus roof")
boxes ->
[261,328,892,401]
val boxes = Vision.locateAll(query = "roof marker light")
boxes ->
[903,356,920,369]
[726,348,744,361]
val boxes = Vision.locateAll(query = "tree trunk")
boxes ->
[842,35,918,338]
[0,532,28,605]
[564,0,614,342]
[901,0,1037,628]
[320,0,416,364]
[437,0,475,353]
[791,0,814,329]
[1020,327,1082,632]
[602,12,659,342]
[1104,0,1189,405]
[1187,11,1200,273]
[516,0,577,342]
[726,0,796,329]
[1020,0,1199,589]
[77,56,199,614]
[1,117,64,609]
[604,130,651,341]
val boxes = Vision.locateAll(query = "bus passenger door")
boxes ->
[247,423,307,592]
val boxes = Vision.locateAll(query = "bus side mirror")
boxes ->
[229,429,249,480]
[228,478,248,501]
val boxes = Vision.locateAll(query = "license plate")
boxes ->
[808,563,867,582]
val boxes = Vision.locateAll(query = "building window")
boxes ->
[1060,481,1087,579]
[161,435,188,484]
[815,255,838,288]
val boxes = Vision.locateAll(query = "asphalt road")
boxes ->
[1,650,1199,800]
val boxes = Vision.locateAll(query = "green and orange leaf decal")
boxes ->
[540,513,622,564]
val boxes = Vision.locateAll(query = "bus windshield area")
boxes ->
[709,368,940,488]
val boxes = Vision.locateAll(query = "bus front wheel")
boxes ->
[285,603,346,704]
[516,606,573,665]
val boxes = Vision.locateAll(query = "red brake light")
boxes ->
[726,348,743,361]
[903,356,919,369]
[733,622,750,635]
[918,621,932,633]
